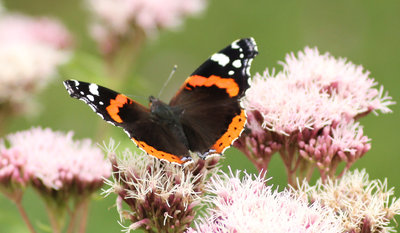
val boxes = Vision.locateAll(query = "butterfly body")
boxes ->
[64,38,258,165]
[148,97,189,149]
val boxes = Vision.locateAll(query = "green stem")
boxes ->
[77,199,90,233]
[42,198,67,233]
[0,102,13,136]
[12,193,37,233]
[280,140,296,186]
[66,197,91,233]
[66,205,77,233]
[305,163,315,181]
[45,204,62,233]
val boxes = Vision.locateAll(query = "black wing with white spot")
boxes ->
[63,80,149,126]
[63,79,192,165]
[168,38,258,155]
[190,37,258,96]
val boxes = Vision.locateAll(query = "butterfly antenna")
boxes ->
[158,65,177,98]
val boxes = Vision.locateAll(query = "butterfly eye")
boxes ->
[149,96,157,102]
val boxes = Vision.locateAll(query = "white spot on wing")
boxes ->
[89,83,99,96]
[231,39,240,49]
[232,59,242,68]
[211,53,230,67]
[182,160,194,167]
[123,129,131,137]
[246,58,253,76]
[228,70,234,75]
[87,94,94,101]
[99,101,104,105]
[88,104,96,111]
[97,113,105,119]
[73,80,79,86]
[246,66,251,76]
[63,81,75,95]
[107,120,116,126]
[63,81,70,89]
[248,58,253,68]
[249,37,258,52]
[240,53,244,58]
[80,91,84,95]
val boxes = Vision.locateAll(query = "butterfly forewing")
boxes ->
[63,80,191,164]
[169,38,258,155]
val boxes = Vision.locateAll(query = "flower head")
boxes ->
[2,127,110,199]
[298,120,371,179]
[1,127,110,232]
[0,12,72,112]
[243,47,394,136]
[0,143,29,198]
[86,0,207,54]
[281,47,393,117]
[243,70,339,135]
[236,47,394,184]
[104,145,219,233]
[87,0,206,34]
[188,169,343,233]
[296,169,400,233]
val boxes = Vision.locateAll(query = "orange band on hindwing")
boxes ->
[131,138,187,165]
[106,94,132,123]
[212,110,246,153]
[185,75,240,97]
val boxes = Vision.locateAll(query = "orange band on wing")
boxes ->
[106,94,132,123]
[185,75,239,97]
[212,110,246,153]
[131,138,187,165]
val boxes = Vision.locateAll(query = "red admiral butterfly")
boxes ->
[64,38,258,165]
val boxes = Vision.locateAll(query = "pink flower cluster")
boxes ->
[0,12,72,106]
[0,14,71,49]
[104,144,219,233]
[87,0,206,34]
[236,47,394,183]
[281,47,393,118]
[243,47,393,135]
[0,127,110,197]
[0,145,28,191]
[296,169,400,233]
[298,121,371,179]
[187,169,343,233]
[87,0,207,54]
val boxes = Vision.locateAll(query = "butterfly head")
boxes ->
[148,96,177,120]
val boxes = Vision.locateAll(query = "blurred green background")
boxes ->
[1,0,399,232]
